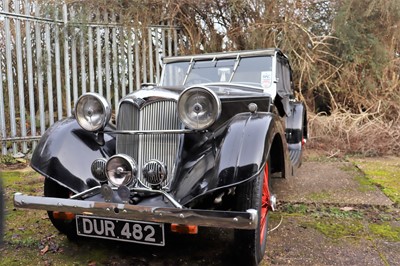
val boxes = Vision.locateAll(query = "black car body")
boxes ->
[14,49,307,265]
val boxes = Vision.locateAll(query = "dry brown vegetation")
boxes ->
[309,110,400,156]
[65,0,400,156]
[18,0,400,155]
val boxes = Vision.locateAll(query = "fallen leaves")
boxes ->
[39,234,61,256]
[40,245,49,255]
[340,207,355,212]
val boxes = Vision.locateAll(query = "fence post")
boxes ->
[25,1,37,149]
[104,11,111,104]
[63,4,72,117]
[15,0,28,153]
[4,0,17,153]
[71,8,79,107]
[54,7,63,121]
[0,35,6,155]
[45,7,55,126]
[0,0,181,155]
[96,9,103,96]
[112,13,119,114]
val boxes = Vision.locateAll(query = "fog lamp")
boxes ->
[106,154,137,187]
[142,160,167,188]
[91,158,107,182]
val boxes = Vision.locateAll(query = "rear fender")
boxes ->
[285,102,307,168]
[30,118,116,193]
[286,102,307,146]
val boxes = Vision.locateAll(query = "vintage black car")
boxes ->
[14,49,307,265]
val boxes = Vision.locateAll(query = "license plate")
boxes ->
[76,215,165,246]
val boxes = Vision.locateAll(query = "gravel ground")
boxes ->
[71,158,399,265]
[1,155,399,266]
[265,215,400,266]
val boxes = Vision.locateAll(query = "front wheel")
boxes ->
[44,178,77,239]
[233,159,272,265]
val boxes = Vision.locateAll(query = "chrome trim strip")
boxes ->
[133,188,182,209]
[70,186,101,199]
[118,89,180,110]
[14,193,258,230]
[163,49,277,64]
[182,57,194,85]
[228,54,241,83]
[69,186,183,208]
[105,129,197,135]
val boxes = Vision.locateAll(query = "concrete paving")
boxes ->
[266,160,399,266]
[273,161,393,206]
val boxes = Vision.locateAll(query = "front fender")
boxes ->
[175,112,287,205]
[30,118,116,193]
[216,112,274,184]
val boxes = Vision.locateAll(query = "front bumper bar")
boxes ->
[14,193,258,230]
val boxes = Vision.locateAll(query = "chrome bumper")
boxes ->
[14,193,258,230]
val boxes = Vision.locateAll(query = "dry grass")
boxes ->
[308,109,400,157]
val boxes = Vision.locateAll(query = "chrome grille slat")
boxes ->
[116,100,181,189]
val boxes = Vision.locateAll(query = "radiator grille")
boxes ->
[116,100,181,189]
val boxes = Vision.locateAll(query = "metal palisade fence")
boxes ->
[0,0,180,155]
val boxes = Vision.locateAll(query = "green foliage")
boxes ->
[329,0,400,117]
[314,207,364,219]
[369,223,400,241]
[0,155,17,165]
[282,203,309,214]
[282,204,364,219]
[310,220,364,239]
[308,191,331,201]
[333,1,390,82]
[353,159,400,205]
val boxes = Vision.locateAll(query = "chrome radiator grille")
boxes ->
[116,100,181,189]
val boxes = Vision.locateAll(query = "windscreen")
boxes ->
[232,56,273,88]
[185,59,235,85]
[161,61,190,86]
[161,55,273,88]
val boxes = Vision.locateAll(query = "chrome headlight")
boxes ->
[106,154,138,187]
[178,86,221,130]
[75,93,111,132]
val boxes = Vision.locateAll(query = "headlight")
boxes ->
[75,93,111,132]
[106,154,137,187]
[178,86,221,130]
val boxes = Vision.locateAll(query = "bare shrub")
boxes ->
[308,108,400,157]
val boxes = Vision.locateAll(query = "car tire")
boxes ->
[44,178,77,239]
[233,157,271,266]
